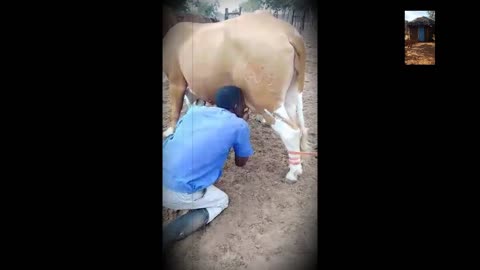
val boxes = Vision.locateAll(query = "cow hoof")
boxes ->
[284,177,298,184]
[285,171,298,183]
[163,127,174,138]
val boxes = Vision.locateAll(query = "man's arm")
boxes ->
[232,122,254,167]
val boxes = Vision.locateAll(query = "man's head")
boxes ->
[215,85,246,118]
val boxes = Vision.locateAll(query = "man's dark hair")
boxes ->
[215,85,241,111]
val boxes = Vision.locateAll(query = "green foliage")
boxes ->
[263,0,291,11]
[195,0,220,18]
[427,10,435,21]
[163,0,219,17]
[163,0,190,12]
[263,0,309,11]
[240,0,264,12]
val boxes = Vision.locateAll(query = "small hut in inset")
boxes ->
[407,16,435,42]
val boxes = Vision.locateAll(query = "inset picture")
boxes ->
[405,10,435,65]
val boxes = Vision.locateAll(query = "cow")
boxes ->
[162,12,312,183]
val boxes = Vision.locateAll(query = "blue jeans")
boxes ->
[162,208,209,252]
[162,185,229,252]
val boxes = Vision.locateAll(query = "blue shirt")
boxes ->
[163,106,254,194]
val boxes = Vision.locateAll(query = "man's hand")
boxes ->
[235,156,249,167]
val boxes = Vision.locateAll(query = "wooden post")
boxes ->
[239,7,242,15]
[225,8,228,20]
[291,9,295,25]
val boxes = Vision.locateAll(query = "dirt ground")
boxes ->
[162,27,318,270]
[405,42,435,65]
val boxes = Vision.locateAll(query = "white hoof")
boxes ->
[286,171,298,183]
[290,164,303,176]
[163,127,174,138]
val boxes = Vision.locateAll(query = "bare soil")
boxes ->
[405,42,435,65]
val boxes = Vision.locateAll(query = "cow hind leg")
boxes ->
[270,105,303,183]
[284,86,299,129]
[297,92,311,151]
[285,75,311,152]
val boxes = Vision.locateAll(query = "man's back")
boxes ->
[163,106,253,193]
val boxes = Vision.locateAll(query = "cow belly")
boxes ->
[178,19,294,112]
[183,71,233,102]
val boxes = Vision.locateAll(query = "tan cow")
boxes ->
[163,12,311,182]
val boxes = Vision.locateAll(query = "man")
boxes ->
[162,85,254,252]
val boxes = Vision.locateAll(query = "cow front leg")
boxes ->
[163,82,186,138]
[270,105,303,183]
